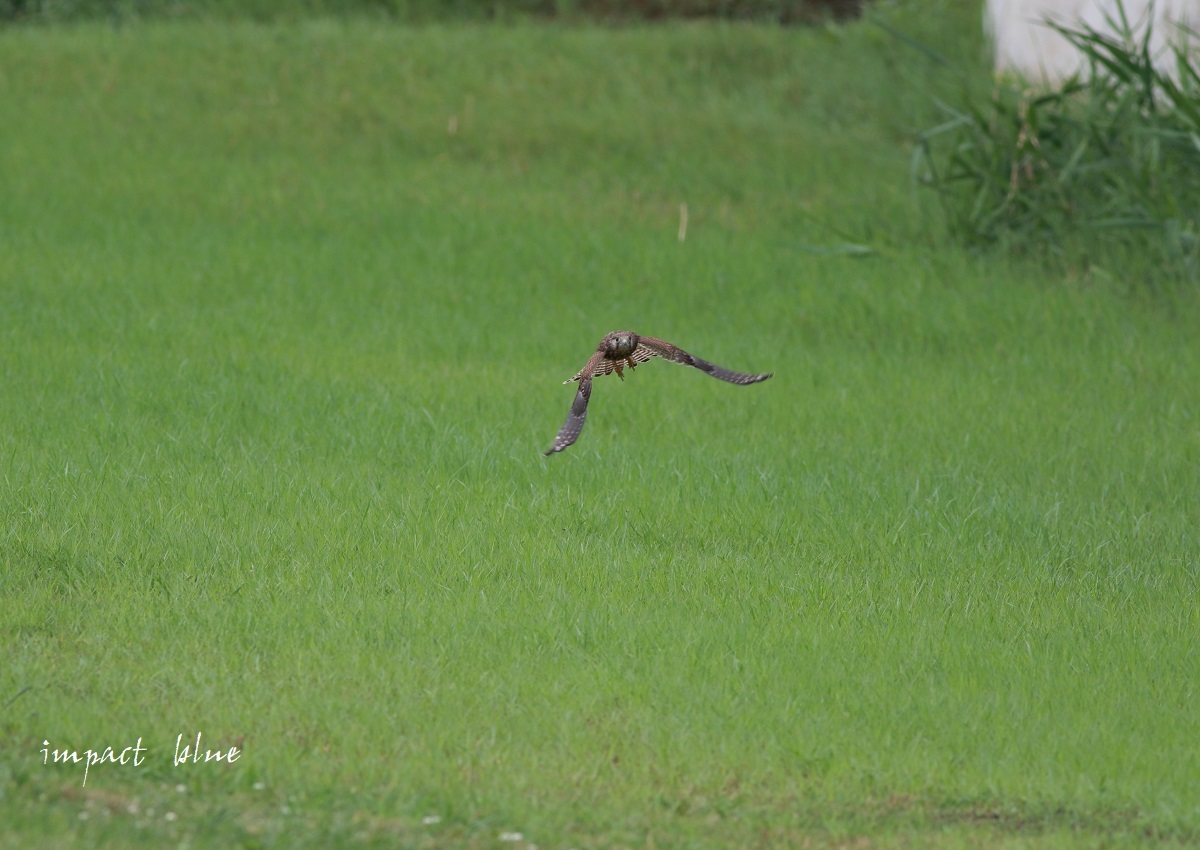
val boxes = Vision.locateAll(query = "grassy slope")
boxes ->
[2,6,1199,848]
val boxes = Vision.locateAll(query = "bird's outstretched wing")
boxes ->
[636,336,773,385]
[545,332,771,456]
[544,378,593,455]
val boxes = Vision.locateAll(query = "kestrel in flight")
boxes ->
[544,330,772,455]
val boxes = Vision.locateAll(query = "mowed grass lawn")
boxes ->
[2,7,1199,847]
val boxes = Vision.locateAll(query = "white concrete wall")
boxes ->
[985,0,1200,84]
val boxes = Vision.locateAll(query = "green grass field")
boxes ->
[2,5,1199,847]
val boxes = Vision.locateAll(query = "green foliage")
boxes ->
[915,5,1200,282]
[1,9,1198,848]
[0,0,862,23]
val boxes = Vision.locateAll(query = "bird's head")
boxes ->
[605,331,638,358]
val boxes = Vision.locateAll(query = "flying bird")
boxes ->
[544,330,772,456]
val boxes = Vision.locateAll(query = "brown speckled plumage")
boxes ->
[544,330,772,456]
